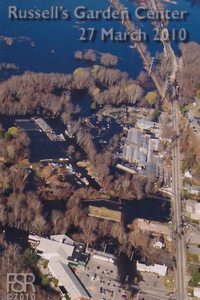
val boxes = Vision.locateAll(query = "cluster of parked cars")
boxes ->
[87,263,128,300]
[100,287,114,297]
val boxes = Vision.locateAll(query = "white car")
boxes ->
[91,273,96,281]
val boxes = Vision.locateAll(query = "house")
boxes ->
[136,261,167,276]
[137,118,155,130]
[28,234,90,300]
[185,169,192,178]
[153,236,165,249]
[194,287,200,298]
[185,184,200,196]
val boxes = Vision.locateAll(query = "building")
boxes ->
[49,256,90,300]
[136,261,167,276]
[194,287,200,298]
[127,128,143,145]
[33,117,53,133]
[186,199,195,213]
[185,184,200,196]
[122,127,159,176]
[153,236,165,249]
[28,234,90,300]
[123,144,140,162]
[185,199,200,220]
[185,169,192,178]
[139,148,147,167]
[116,164,136,174]
[143,162,156,176]
[137,118,155,130]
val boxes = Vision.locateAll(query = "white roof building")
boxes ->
[137,261,167,276]
[29,234,74,261]
[153,241,164,249]
[28,234,90,300]
[185,169,192,178]
[194,287,200,298]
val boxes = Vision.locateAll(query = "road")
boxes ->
[172,97,186,300]
[138,290,172,300]
[113,0,186,298]
[147,2,186,296]
[132,283,173,300]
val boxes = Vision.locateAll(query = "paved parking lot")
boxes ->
[139,272,163,290]
[76,257,127,300]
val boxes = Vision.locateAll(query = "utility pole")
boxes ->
[161,79,168,102]
[148,57,155,76]
[130,251,134,261]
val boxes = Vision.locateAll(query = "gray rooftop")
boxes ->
[50,234,74,246]
[127,128,143,144]
[137,118,155,128]
[34,118,53,133]
[185,184,200,192]
[49,256,90,300]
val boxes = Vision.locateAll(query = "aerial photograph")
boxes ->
[0,0,200,299]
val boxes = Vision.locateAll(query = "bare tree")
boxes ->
[74,50,83,59]
[83,49,97,61]
[101,53,118,67]
[80,217,98,249]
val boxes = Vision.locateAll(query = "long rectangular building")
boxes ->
[28,234,90,300]
[49,256,90,300]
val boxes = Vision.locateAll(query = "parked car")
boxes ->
[91,273,96,281]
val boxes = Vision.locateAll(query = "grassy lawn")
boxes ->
[193,108,200,117]
[185,103,195,110]
[187,287,194,297]
[163,275,175,290]
[102,193,111,200]
[88,205,121,222]
[86,163,92,168]
[15,163,30,169]
[187,252,199,265]
[183,178,200,187]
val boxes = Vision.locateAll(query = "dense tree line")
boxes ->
[0,126,30,163]
[75,49,118,67]
[0,64,144,116]
[178,42,200,105]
